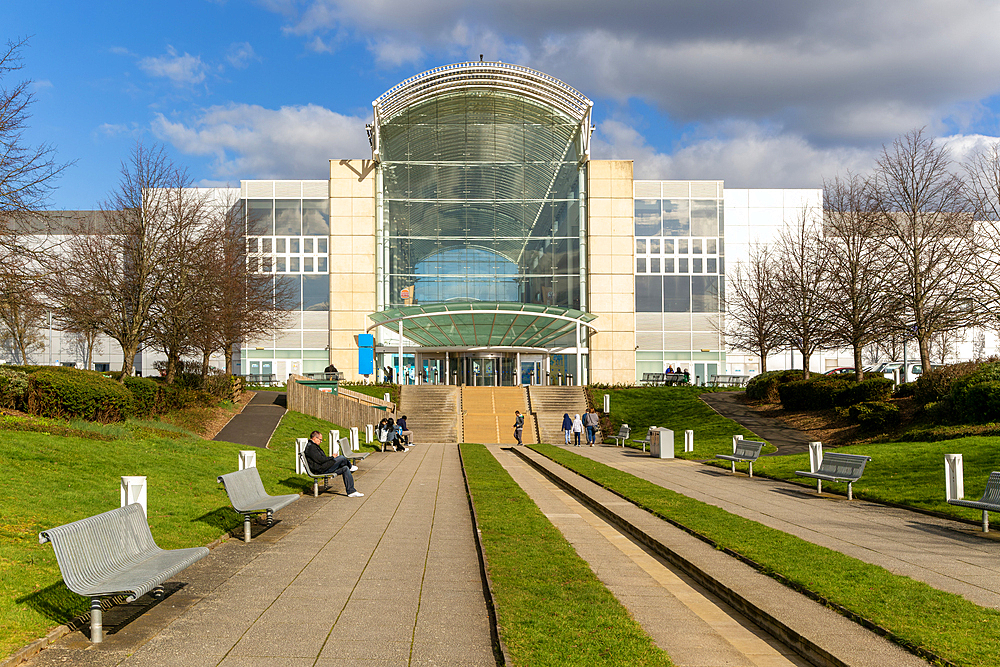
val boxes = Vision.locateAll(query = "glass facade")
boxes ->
[379,92,586,310]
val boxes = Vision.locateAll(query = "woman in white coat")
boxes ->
[571,414,584,447]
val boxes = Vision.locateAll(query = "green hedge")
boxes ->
[841,401,901,431]
[0,367,29,410]
[914,361,983,406]
[950,363,1000,423]
[777,375,893,411]
[745,369,799,403]
[27,368,135,422]
[123,376,164,416]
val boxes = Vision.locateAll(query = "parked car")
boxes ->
[871,361,936,382]
[824,367,856,375]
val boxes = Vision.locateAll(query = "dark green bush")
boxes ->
[894,381,917,398]
[778,378,839,410]
[27,368,135,422]
[745,369,799,403]
[160,383,217,411]
[0,367,29,409]
[833,377,894,406]
[950,363,1000,423]
[844,401,901,431]
[123,376,164,417]
[914,361,982,406]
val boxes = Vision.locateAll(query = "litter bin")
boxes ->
[650,428,674,459]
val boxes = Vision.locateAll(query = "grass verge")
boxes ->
[0,408,348,660]
[460,443,673,667]
[588,386,766,457]
[531,443,1000,667]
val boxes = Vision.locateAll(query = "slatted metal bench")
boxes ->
[217,467,299,542]
[299,451,347,497]
[947,471,1000,532]
[632,427,654,452]
[715,440,765,476]
[39,503,209,643]
[608,424,630,447]
[333,436,372,463]
[795,452,872,500]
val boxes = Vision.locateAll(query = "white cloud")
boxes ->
[151,103,371,179]
[139,46,208,86]
[226,42,257,69]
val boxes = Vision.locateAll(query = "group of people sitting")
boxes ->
[378,416,411,452]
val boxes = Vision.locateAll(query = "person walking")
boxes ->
[571,413,583,447]
[584,407,599,446]
[513,410,524,446]
[561,413,572,445]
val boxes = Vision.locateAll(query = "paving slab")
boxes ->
[573,444,1000,610]
[18,444,495,667]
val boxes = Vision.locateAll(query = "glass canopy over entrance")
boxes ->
[367,302,597,387]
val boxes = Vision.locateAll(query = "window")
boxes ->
[303,200,330,235]
[636,238,646,254]
[303,275,330,311]
[693,258,702,273]
[275,200,301,235]
[679,239,689,253]
[635,276,662,312]
[692,276,720,312]
[650,258,660,273]
[637,258,646,273]
[691,200,718,236]
[663,199,690,236]
[650,238,660,254]
[634,199,661,236]
[707,258,717,273]
[664,276,691,312]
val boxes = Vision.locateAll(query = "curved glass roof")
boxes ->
[367,302,597,349]
[374,61,592,127]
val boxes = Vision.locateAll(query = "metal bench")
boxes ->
[39,503,209,643]
[663,372,687,385]
[333,436,372,462]
[795,452,872,500]
[299,451,345,497]
[217,467,299,542]
[715,440,765,476]
[632,427,654,453]
[947,471,1000,532]
[608,424,630,447]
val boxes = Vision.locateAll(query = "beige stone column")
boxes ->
[587,160,636,384]
[329,160,376,382]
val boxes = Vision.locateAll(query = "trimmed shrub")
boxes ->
[894,381,917,398]
[745,370,799,403]
[950,362,1000,423]
[833,377,894,406]
[124,376,164,417]
[778,378,839,410]
[914,361,982,406]
[27,368,135,422]
[845,401,901,431]
[160,383,216,411]
[0,367,29,409]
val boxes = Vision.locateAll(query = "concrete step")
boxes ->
[399,385,460,443]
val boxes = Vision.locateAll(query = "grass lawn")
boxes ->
[0,408,350,660]
[460,443,672,667]
[746,436,1000,521]
[340,382,399,406]
[531,443,1000,667]
[590,386,768,457]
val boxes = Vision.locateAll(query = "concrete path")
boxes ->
[213,391,287,448]
[573,444,1000,610]
[699,392,812,456]
[487,445,812,667]
[23,444,495,667]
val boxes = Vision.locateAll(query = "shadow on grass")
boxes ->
[14,582,89,624]
[278,476,311,494]
[194,507,241,534]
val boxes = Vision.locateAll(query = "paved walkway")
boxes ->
[572,444,1000,610]
[699,392,811,456]
[488,445,813,667]
[24,444,494,667]
[213,391,287,448]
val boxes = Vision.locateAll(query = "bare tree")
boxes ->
[774,207,835,380]
[147,186,215,383]
[725,244,784,373]
[822,174,898,380]
[189,196,293,376]
[871,129,978,371]
[0,267,46,363]
[929,330,960,365]
[49,143,189,379]
[0,38,68,225]
[964,139,1000,347]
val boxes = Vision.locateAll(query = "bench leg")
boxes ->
[847,482,852,501]
[267,510,274,527]
[244,515,252,543]
[748,461,753,478]
[90,597,103,643]
[313,479,319,497]
[984,510,990,533]
[816,479,822,495]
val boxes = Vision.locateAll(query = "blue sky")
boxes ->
[9,0,1000,209]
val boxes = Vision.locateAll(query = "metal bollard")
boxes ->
[349,427,359,453]
[295,438,308,474]
[684,430,694,453]
[366,424,374,443]
[329,430,340,456]
[808,442,823,473]
[732,434,743,453]
[945,454,964,501]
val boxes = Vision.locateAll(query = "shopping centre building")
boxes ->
[21,61,821,384]
[237,61,819,386]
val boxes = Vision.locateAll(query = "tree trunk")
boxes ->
[201,349,211,382]
[164,349,180,384]
[917,336,932,373]
[223,341,235,375]
[853,345,864,382]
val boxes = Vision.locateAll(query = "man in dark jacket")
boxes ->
[304,431,363,497]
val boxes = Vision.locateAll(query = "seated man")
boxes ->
[397,415,413,446]
[304,431,364,497]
